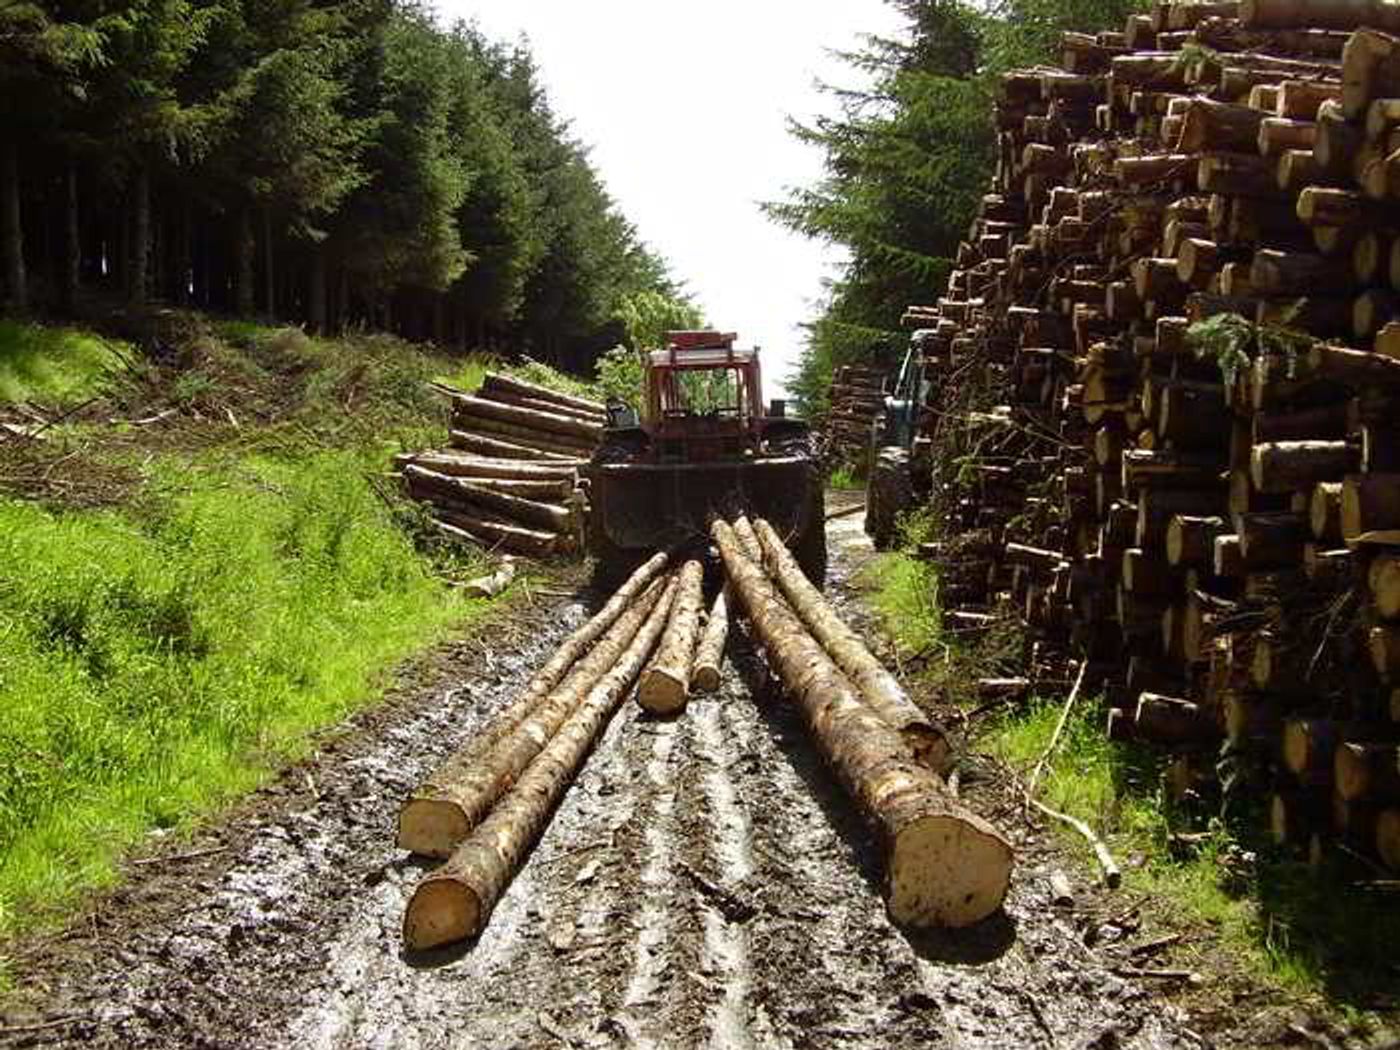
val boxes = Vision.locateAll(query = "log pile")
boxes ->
[395,372,607,556]
[910,0,1400,871]
[821,364,889,466]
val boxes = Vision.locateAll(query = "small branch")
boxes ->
[1024,659,1088,812]
[1031,797,1122,889]
[825,502,866,521]
[130,845,226,867]
[0,1016,83,1035]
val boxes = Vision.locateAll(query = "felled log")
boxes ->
[394,451,584,479]
[1335,742,1400,801]
[405,466,571,534]
[400,577,667,863]
[434,515,559,558]
[1343,473,1400,540]
[637,560,705,715]
[448,431,579,462]
[402,577,676,949]
[451,393,603,444]
[691,585,731,693]
[479,371,607,418]
[715,519,1011,926]
[753,517,952,773]
[451,411,595,455]
[1250,440,1360,493]
[397,552,669,856]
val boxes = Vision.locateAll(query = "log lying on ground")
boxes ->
[714,519,1012,927]
[691,585,732,693]
[399,578,666,859]
[637,560,705,715]
[397,552,669,856]
[403,576,677,949]
[752,516,953,774]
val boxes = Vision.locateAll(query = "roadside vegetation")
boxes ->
[865,544,1400,1021]
[0,314,594,962]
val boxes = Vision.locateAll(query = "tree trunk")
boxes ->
[399,576,668,859]
[449,414,595,456]
[262,209,275,318]
[309,246,327,334]
[62,158,80,311]
[636,560,704,715]
[753,517,952,772]
[714,519,1011,927]
[691,585,731,693]
[235,207,255,317]
[402,578,676,948]
[129,165,149,309]
[1,140,27,311]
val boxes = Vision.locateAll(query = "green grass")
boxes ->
[0,449,485,945]
[865,553,942,654]
[828,465,864,491]
[0,321,128,405]
[437,352,600,401]
[0,316,598,974]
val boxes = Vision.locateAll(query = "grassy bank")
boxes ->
[0,320,127,404]
[867,548,1400,1019]
[0,315,589,956]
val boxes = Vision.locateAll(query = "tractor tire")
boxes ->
[793,484,828,590]
[866,447,913,550]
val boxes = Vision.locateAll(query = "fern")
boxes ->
[1186,312,1315,387]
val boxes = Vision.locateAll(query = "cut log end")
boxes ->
[396,797,471,859]
[403,877,482,951]
[691,665,722,694]
[637,669,690,716]
[887,812,1013,928]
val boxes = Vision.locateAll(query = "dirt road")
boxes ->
[3,510,1200,1049]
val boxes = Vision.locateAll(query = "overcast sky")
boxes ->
[437,0,906,398]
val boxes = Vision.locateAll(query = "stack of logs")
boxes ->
[396,517,1013,950]
[821,364,889,467]
[914,0,1400,870]
[395,372,607,557]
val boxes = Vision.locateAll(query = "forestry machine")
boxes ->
[582,331,826,586]
[865,333,933,549]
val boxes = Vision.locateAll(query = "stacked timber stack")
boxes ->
[396,372,607,557]
[822,364,889,466]
[912,0,1400,870]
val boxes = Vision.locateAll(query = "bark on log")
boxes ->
[394,452,585,479]
[449,431,579,462]
[1369,552,1400,619]
[451,411,597,455]
[753,517,952,773]
[434,516,559,558]
[479,372,606,417]
[637,560,705,715]
[397,552,670,856]
[401,578,666,861]
[451,393,603,443]
[691,585,732,693]
[714,519,1011,927]
[1335,742,1400,801]
[1250,440,1360,494]
[1243,0,1400,31]
[405,466,572,534]
[402,577,677,948]
[1343,473,1400,541]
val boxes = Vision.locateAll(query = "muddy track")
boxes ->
[4,511,1200,1049]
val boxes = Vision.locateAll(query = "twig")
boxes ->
[130,845,227,866]
[1112,966,1199,982]
[0,1016,83,1034]
[1031,797,1122,889]
[825,502,866,521]
[1023,659,1088,812]
[1129,932,1182,957]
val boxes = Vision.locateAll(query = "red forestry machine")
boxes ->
[582,331,826,586]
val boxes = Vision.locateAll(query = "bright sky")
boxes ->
[436,0,906,398]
